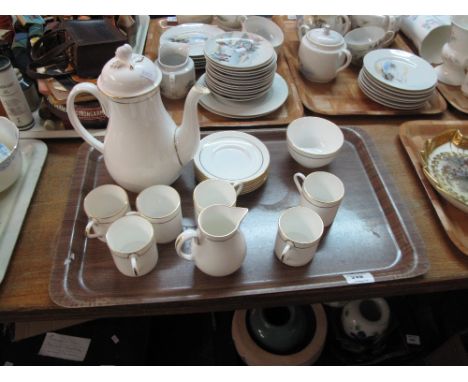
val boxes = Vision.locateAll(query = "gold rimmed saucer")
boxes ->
[420,129,468,213]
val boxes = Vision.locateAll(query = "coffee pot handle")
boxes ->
[67,82,108,154]
[175,229,199,261]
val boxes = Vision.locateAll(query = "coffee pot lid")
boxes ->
[306,26,345,49]
[97,44,162,98]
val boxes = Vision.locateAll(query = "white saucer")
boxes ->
[198,73,288,119]
[194,131,270,193]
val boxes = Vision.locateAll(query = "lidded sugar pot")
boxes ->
[298,26,352,83]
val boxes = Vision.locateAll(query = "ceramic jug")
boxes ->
[298,26,352,83]
[157,42,195,100]
[66,44,210,193]
[175,205,248,277]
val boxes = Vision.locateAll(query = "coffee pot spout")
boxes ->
[175,83,210,167]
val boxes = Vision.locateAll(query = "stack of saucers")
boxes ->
[203,31,277,102]
[358,49,438,110]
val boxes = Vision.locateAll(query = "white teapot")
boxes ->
[299,26,352,83]
[66,44,210,193]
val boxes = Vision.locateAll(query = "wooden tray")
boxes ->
[143,18,304,128]
[437,83,468,114]
[399,120,468,255]
[275,16,447,116]
[49,127,428,309]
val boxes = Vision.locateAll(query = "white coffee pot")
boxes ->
[66,44,210,193]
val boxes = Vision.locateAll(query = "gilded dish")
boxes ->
[421,129,468,213]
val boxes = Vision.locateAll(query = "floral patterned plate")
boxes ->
[160,23,224,57]
[364,49,437,92]
[204,31,275,70]
[421,129,468,213]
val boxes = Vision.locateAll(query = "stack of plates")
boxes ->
[160,23,224,70]
[204,31,277,102]
[358,49,438,110]
[194,131,270,195]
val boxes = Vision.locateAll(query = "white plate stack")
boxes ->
[203,31,278,102]
[358,49,438,110]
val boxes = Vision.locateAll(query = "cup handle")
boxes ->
[381,30,395,47]
[299,24,310,38]
[340,15,351,34]
[240,15,248,30]
[280,240,294,263]
[175,229,199,261]
[130,253,140,277]
[337,49,352,73]
[159,19,171,30]
[85,219,101,239]
[293,172,306,195]
[232,181,244,196]
[382,15,391,31]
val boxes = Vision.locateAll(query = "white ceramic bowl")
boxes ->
[287,117,344,168]
[287,142,337,168]
[0,117,23,193]
[242,16,284,53]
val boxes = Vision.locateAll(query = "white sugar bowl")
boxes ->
[0,117,23,193]
[299,26,352,83]
[287,117,344,168]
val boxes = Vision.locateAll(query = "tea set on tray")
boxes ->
[62,36,351,277]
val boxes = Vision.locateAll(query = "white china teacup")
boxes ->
[132,185,183,244]
[0,117,22,193]
[345,26,395,65]
[106,214,158,277]
[293,171,345,227]
[297,15,351,39]
[350,15,402,33]
[216,15,247,30]
[242,16,284,53]
[84,184,130,242]
[193,178,243,220]
[157,42,196,100]
[275,206,324,267]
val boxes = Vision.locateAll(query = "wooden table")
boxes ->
[1,105,468,323]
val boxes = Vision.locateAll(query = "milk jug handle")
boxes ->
[175,229,199,261]
[66,82,108,154]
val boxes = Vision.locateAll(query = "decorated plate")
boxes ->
[364,49,437,92]
[204,31,275,70]
[421,129,468,213]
